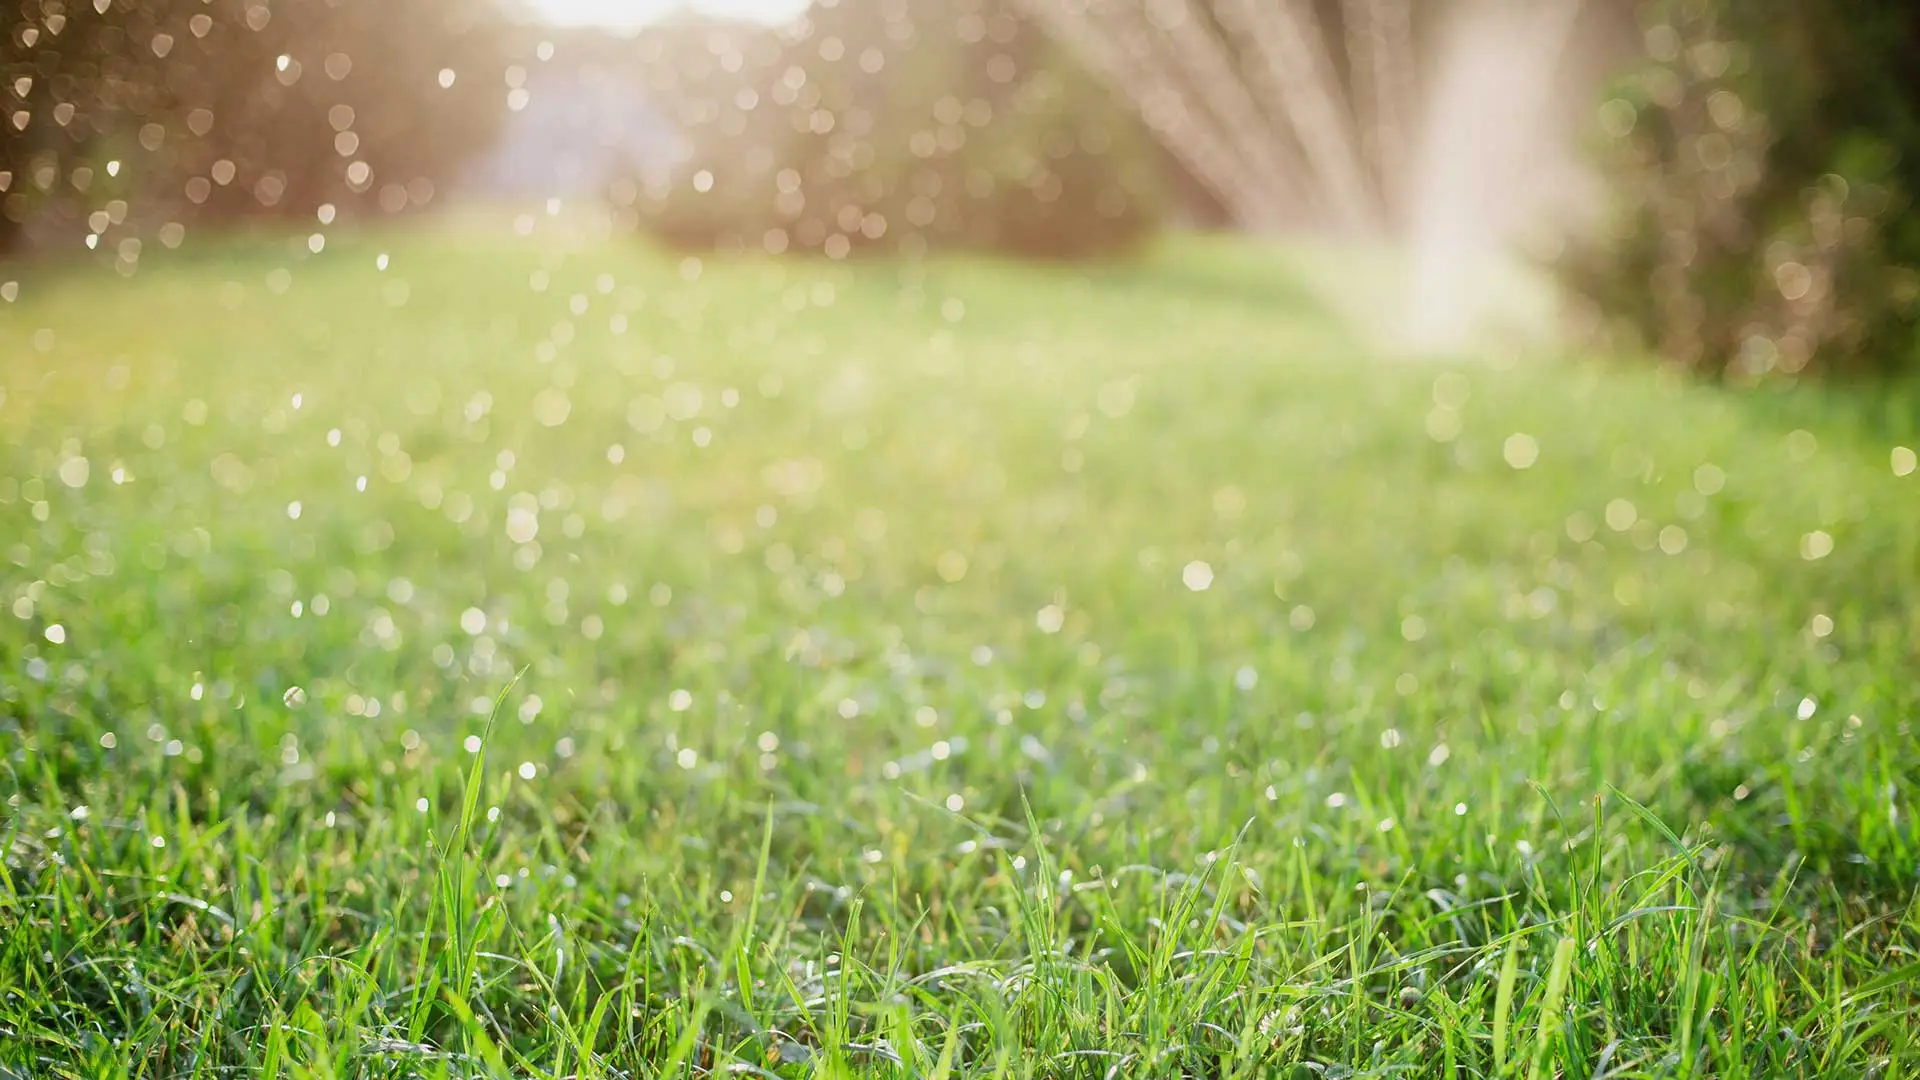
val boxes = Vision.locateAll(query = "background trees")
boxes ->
[11,0,1920,378]
[631,0,1168,259]
[1,0,506,260]
[1558,0,1920,377]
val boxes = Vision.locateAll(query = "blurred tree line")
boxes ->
[1,0,1182,264]
[626,0,1171,259]
[1559,0,1920,377]
[16,0,1920,373]
[627,0,1628,259]
[0,0,505,262]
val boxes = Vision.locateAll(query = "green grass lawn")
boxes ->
[2,223,1918,1076]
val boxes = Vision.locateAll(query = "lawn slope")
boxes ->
[2,227,1917,1075]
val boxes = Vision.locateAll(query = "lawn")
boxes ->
[1,221,1917,1076]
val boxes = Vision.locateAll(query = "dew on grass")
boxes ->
[1036,604,1065,633]
[282,686,307,707]
[58,456,90,488]
[1605,499,1638,531]
[506,504,539,543]
[1501,433,1538,469]
[1182,560,1214,591]
[1786,429,1818,461]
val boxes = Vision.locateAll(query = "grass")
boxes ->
[1,219,1918,1076]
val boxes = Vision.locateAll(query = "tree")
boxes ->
[632,0,1167,259]
[0,0,508,260]
[1559,0,1920,376]
[1,0,133,253]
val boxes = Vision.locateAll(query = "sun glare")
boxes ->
[525,0,808,29]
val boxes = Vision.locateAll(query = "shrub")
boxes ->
[1,0,507,258]
[632,0,1165,260]
[1559,0,1920,378]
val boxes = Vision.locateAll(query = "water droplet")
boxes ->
[1182,560,1214,591]
[1035,604,1065,633]
[58,456,88,488]
[1502,433,1538,469]
[1605,499,1637,532]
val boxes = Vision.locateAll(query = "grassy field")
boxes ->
[2,222,1918,1076]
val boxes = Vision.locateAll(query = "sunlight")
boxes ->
[524,0,809,29]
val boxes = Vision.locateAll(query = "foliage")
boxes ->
[632,0,1164,260]
[2,228,1919,1072]
[1559,0,1920,377]
[0,0,507,258]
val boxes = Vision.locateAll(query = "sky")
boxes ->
[525,0,810,29]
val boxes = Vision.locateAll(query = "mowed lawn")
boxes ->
[1,222,1917,1076]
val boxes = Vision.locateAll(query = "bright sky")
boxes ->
[526,0,809,29]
